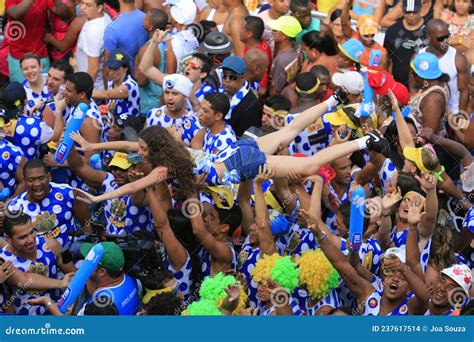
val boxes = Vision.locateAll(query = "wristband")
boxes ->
[316,231,328,242]
[324,96,339,109]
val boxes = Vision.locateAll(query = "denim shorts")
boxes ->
[223,139,267,181]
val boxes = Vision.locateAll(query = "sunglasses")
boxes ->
[223,73,240,81]
[184,60,202,71]
[436,34,450,42]
[362,34,375,38]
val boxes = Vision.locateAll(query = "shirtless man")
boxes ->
[222,0,249,57]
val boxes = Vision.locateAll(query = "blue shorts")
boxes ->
[223,139,267,181]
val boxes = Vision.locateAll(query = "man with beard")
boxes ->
[67,147,154,236]
[145,73,200,146]
[7,159,92,249]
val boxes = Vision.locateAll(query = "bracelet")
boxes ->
[316,231,328,242]
[46,300,54,308]
[432,165,445,182]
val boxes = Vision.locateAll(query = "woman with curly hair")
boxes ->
[71,86,386,204]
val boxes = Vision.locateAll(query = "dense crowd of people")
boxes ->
[0,0,472,316]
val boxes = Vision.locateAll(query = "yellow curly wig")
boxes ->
[296,250,340,301]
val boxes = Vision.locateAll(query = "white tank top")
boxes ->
[421,46,458,113]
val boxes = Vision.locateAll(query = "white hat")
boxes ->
[383,246,406,264]
[441,264,472,297]
[165,0,197,26]
[332,71,364,95]
[163,74,193,98]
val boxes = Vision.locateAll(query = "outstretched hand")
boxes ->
[73,188,99,204]
[254,164,275,185]
[407,196,426,226]
[382,186,402,210]
[70,132,94,152]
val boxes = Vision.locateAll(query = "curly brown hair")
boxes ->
[139,126,196,196]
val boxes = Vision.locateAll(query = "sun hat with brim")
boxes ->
[441,264,472,297]
[267,16,302,38]
[410,52,443,80]
[357,14,379,35]
[199,32,234,55]
[325,108,358,130]
[338,38,365,63]
[108,152,132,170]
[403,146,430,173]
[80,242,125,274]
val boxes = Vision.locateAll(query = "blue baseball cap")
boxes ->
[105,49,131,69]
[221,56,247,75]
[338,38,365,63]
[410,52,442,80]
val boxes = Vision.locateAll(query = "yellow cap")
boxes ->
[403,147,430,173]
[267,16,302,38]
[325,109,358,130]
[108,152,132,170]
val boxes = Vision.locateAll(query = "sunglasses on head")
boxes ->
[436,34,450,42]
[223,73,240,81]
[184,60,202,71]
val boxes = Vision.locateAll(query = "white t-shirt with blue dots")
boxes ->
[146,105,200,146]
[106,75,140,117]
[285,113,331,156]
[202,125,236,160]
[22,76,51,116]
[0,139,24,195]
[0,236,58,315]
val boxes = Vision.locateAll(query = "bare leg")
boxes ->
[265,140,361,178]
[256,102,330,155]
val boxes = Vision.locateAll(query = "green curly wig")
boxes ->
[296,249,340,300]
[199,272,237,301]
[182,299,223,316]
[251,254,300,292]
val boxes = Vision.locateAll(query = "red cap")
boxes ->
[391,82,410,105]
[368,70,410,105]
[368,69,396,96]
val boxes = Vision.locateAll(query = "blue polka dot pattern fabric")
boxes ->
[22,77,51,116]
[166,252,194,300]
[362,285,413,316]
[238,236,261,308]
[194,82,217,102]
[102,172,154,235]
[106,75,140,117]
[378,158,397,192]
[325,180,354,234]
[391,228,432,272]
[146,105,200,146]
[0,236,58,315]
[198,242,237,278]
[304,288,341,315]
[202,125,236,161]
[8,183,78,249]
[224,81,251,121]
[7,116,50,160]
[285,113,331,156]
[463,206,474,233]
[0,139,23,195]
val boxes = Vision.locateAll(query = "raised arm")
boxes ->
[146,186,188,270]
[138,29,169,86]
[188,195,234,266]
[388,90,414,149]
[300,209,374,303]
[67,147,106,189]
[415,173,438,241]
[236,180,254,235]
[375,186,402,250]
[405,198,424,280]
[253,166,278,255]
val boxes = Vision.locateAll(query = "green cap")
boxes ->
[80,242,125,273]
